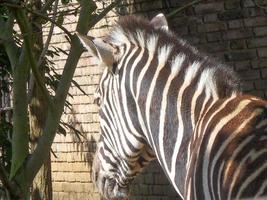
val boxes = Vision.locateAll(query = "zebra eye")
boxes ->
[94,97,101,106]
[112,62,119,75]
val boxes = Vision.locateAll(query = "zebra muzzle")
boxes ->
[92,154,129,200]
[100,176,129,200]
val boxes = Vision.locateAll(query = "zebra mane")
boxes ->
[108,15,190,51]
[108,15,241,98]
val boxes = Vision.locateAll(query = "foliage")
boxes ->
[0,44,12,175]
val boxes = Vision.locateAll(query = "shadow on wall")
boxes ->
[67,107,97,165]
[56,106,100,199]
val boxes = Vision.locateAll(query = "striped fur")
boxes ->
[78,14,267,200]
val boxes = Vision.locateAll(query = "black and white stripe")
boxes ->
[78,13,267,200]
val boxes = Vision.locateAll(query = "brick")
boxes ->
[222,29,253,40]
[255,80,267,89]
[247,37,267,48]
[188,24,198,34]
[198,22,226,33]
[154,173,170,185]
[130,185,141,194]
[53,183,64,193]
[162,185,178,196]
[243,7,265,17]
[147,197,170,200]
[52,162,91,172]
[228,19,244,29]
[173,27,188,36]
[239,70,261,80]
[141,1,163,11]
[138,184,150,195]
[83,123,100,133]
[235,61,251,71]
[152,185,166,195]
[225,0,241,10]
[66,182,92,193]
[241,80,255,91]
[258,48,267,57]
[185,6,195,16]
[252,58,267,68]
[199,42,228,53]
[147,161,162,172]
[75,172,91,182]
[171,16,189,26]
[184,35,206,45]
[258,0,267,5]
[244,16,267,27]
[207,32,222,42]
[195,2,224,14]
[249,90,265,98]
[230,40,246,50]
[254,26,267,36]
[218,10,244,21]
[261,69,267,78]
[203,13,218,22]
[224,50,257,61]
[257,0,267,6]
[242,0,255,7]
[144,173,154,184]
[53,191,69,200]
[130,196,147,200]
[68,192,79,200]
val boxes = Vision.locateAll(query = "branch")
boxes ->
[166,0,202,19]
[28,0,59,101]
[38,0,59,67]
[9,44,29,180]
[75,0,97,33]
[14,7,54,111]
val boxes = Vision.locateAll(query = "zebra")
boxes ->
[77,13,267,200]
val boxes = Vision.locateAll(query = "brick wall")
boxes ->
[50,0,267,199]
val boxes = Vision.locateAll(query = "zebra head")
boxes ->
[77,14,168,200]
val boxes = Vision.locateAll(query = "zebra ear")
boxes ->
[150,13,168,31]
[76,32,115,69]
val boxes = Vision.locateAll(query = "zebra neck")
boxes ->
[119,41,239,196]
